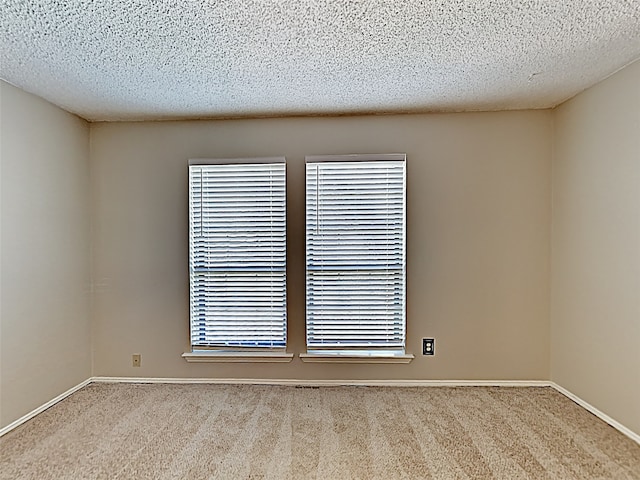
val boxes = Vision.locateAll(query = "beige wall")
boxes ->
[0,81,91,428]
[90,111,552,380]
[551,60,640,435]
[2,60,638,434]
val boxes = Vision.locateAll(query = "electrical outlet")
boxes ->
[422,338,435,355]
[132,354,141,367]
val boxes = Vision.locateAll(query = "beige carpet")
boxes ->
[1,384,638,479]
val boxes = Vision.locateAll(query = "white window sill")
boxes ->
[182,351,294,363]
[299,352,414,364]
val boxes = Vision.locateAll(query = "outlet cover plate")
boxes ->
[422,338,435,355]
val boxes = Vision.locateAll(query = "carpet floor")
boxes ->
[1,383,638,479]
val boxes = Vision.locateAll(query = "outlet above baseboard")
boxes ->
[422,338,435,355]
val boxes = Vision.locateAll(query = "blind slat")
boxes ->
[306,158,407,350]
[189,161,287,349]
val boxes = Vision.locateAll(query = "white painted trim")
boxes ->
[305,153,406,164]
[189,156,285,166]
[182,351,294,363]
[91,376,550,388]
[0,378,92,437]
[550,382,640,445]
[299,353,414,364]
[6,377,636,446]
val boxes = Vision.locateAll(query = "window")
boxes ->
[304,154,407,358]
[188,159,287,351]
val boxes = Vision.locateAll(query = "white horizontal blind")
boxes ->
[189,161,287,349]
[305,156,406,350]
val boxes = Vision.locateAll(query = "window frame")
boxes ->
[302,153,412,362]
[183,157,292,362]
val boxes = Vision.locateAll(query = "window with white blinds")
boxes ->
[305,154,406,353]
[188,159,287,350]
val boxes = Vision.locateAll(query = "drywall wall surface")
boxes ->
[552,59,640,436]
[0,81,3,426]
[0,81,91,428]
[90,110,552,380]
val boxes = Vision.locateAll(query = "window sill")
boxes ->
[299,352,414,364]
[182,351,294,363]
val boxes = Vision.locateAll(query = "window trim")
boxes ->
[185,157,289,356]
[304,153,409,359]
[182,351,294,363]
[299,352,414,363]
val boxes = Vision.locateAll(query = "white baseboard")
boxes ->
[91,376,550,388]
[550,382,640,445]
[4,377,636,446]
[89,377,640,445]
[0,378,92,437]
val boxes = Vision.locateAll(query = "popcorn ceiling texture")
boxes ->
[1,0,639,121]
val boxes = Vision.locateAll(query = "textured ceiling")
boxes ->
[1,1,640,121]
